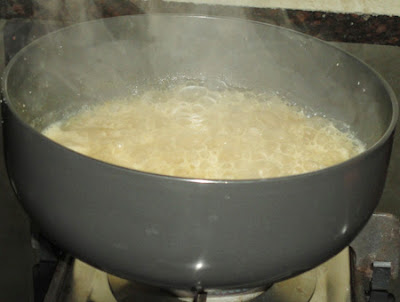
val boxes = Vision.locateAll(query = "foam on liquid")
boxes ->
[43,84,365,179]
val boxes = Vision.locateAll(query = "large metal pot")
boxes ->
[1,15,398,290]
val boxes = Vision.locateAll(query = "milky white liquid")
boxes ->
[43,85,365,179]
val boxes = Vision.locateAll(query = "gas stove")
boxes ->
[35,213,398,302]
[1,16,400,302]
[44,249,350,302]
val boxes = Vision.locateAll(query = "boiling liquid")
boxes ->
[43,85,365,179]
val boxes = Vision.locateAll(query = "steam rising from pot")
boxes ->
[10,1,388,150]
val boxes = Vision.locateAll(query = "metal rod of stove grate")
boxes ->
[194,290,207,302]
[43,255,74,302]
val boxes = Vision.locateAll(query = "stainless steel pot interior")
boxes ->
[2,15,398,290]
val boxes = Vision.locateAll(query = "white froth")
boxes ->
[43,85,365,179]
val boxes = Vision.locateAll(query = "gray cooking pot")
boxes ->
[1,15,398,290]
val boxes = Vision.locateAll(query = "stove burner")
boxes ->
[107,267,318,302]
[170,285,268,302]
[40,214,400,302]
[41,245,353,302]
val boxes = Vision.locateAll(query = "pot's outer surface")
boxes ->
[2,15,398,289]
